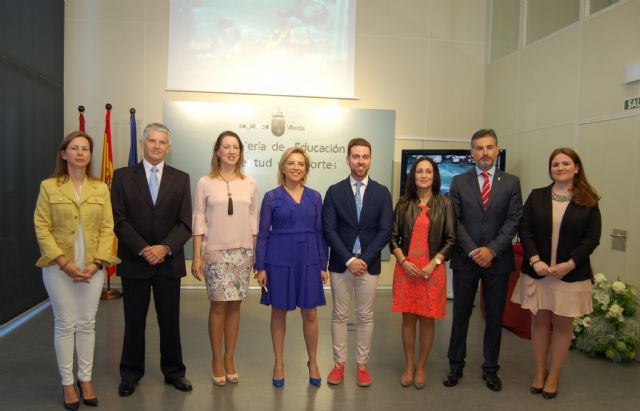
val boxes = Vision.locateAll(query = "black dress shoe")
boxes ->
[442,369,463,387]
[542,389,557,399]
[118,379,137,397]
[482,371,502,392]
[165,376,193,392]
[77,381,98,406]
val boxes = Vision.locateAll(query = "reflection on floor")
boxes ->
[2,289,638,410]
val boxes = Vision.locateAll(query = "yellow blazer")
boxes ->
[34,176,121,268]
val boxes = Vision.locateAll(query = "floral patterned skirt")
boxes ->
[511,273,592,317]
[202,248,254,301]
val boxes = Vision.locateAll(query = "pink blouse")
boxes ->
[193,175,259,251]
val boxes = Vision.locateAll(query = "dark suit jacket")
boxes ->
[449,168,522,274]
[519,185,601,282]
[323,177,393,275]
[111,162,192,279]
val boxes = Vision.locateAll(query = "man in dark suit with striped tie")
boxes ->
[111,123,193,396]
[443,129,522,392]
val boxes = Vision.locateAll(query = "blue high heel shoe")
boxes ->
[272,364,285,388]
[308,361,321,387]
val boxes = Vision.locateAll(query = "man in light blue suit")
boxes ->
[443,129,522,392]
[323,138,393,387]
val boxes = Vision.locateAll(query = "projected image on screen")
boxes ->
[168,0,356,98]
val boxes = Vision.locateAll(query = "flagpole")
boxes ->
[78,105,85,132]
[129,108,138,166]
[101,103,121,300]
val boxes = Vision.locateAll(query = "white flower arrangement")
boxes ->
[572,273,640,363]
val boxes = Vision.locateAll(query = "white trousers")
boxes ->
[330,270,379,364]
[42,266,104,385]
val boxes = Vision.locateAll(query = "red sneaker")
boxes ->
[327,362,345,385]
[356,363,372,387]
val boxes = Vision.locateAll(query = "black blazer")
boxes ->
[111,162,192,279]
[389,195,456,260]
[323,177,393,275]
[519,185,601,282]
[449,168,522,274]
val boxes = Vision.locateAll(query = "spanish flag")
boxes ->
[100,104,114,188]
[101,104,117,277]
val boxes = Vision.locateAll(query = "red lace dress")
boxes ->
[392,204,447,318]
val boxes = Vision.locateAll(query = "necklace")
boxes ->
[551,190,572,202]
[219,173,234,215]
[418,190,432,206]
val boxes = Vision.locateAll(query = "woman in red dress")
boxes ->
[390,157,456,389]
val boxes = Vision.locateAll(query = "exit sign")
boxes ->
[625,97,640,110]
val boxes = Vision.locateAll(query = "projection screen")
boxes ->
[167,0,356,98]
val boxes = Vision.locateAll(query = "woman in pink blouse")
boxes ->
[191,130,259,386]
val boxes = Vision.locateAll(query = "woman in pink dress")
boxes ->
[390,157,456,388]
[191,130,259,386]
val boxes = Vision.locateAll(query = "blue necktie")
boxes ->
[149,166,159,205]
[352,181,363,254]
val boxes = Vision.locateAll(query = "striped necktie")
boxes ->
[481,171,490,209]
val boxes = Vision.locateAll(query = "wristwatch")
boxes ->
[434,257,442,265]
[93,261,104,270]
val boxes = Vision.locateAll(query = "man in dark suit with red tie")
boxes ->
[443,129,522,392]
[111,123,193,396]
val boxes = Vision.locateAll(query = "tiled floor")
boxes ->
[2,289,638,410]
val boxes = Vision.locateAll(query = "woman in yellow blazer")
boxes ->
[34,131,120,410]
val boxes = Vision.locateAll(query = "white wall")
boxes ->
[64,0,488,286]
[485,0,640,287]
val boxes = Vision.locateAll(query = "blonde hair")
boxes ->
[208,130,245,179]
[278,147,310,185]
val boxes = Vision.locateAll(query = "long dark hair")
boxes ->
[52,131,96,183]
[401,156,441,204]
[548,147,599,207]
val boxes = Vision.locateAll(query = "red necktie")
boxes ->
[481,171,491,209]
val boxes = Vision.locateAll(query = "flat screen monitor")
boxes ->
[399,149,506,196]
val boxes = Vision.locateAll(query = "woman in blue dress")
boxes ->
[256,147,328,388]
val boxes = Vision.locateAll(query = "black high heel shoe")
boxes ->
[62,387,79,411]
[530,385,543,395]
[530,369,548,395]
[77,380,98,406]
